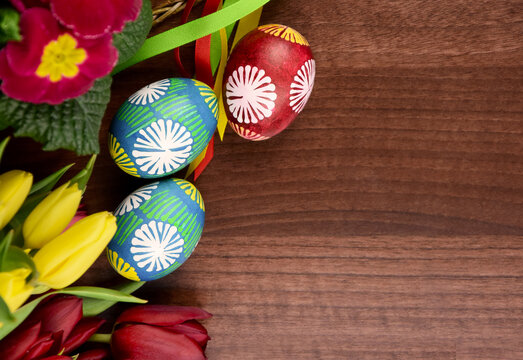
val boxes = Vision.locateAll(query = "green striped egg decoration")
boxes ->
[109,78,218,178]
[107,178,205,281]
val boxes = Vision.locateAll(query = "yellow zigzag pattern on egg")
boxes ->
[258,24,309,46]
[173,179,205,211]
[192,80,219,119]
[230,122,269,141]
[109,134,138,177]
[107,249,140,281]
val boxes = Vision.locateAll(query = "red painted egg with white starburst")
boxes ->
[223,24,315,140]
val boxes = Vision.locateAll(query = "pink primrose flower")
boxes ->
[50,0,143,39]
[0,8,117,104]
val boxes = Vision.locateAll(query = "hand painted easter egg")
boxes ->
[109,78,218,178]
[223,24,315,141]
[106,178,205,281]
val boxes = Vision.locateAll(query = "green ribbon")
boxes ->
[113,0,271,74]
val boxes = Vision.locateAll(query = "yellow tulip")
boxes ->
[0,170,33,229]
[0,268,33,312]
[23,182,82,249]
[33,211,116,289]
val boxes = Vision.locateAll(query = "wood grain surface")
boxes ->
[2,0,523,359]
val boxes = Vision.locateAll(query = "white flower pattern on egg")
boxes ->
[128,79,171,105]
[114,182,159,216]
[131,220,184,272]
[289,59,315,113]
[225,65,277,124]
[132,119,193,176]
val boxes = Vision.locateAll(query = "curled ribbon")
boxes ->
[113,0,271,74]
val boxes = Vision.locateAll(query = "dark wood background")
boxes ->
[3,0,523,358]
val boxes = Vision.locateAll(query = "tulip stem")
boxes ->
[88,333,112,344]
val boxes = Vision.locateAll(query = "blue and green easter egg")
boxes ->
[109,78,218,178]
[106,178,205,281]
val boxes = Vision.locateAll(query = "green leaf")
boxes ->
[8,191,47,247]
[0,7,20,45]
[0,230,13,269]
[58,286,147,304]
[0,136,10,163]
[29,163,74,196]
[1,247,37,281]
[0,76,113,155]
[69,155,96,192]
[0,285,146,340]
[0,292,51,341]
[0,295,14,323]
[113,0,152,66]
[82,281,145,316]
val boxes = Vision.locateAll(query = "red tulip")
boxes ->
[111,305,212,360]
[0,295,107,360]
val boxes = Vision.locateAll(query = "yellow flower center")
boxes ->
[36,34,87,83]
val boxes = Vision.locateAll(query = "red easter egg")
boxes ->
[223,24,315,140]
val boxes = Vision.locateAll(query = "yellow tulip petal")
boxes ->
[23,182,82,249]
[0,268,33,312]
[0,170,33,229]
[33,212,117,289]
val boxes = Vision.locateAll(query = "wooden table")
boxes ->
[3,0,523,358]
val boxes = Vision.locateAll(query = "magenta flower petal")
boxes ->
[0,50,50,102]
[109,0,143,33]
[116,305,212,327]
[39,73,94,105]
[9,0,26,12]
[112,325,206,360]
[0,322,41,360]
[0,8,118,104]
[50,0,142,38]
[6,8,58,76]
[79,35,118,79]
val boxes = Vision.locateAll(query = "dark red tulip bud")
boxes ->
[62,318,105,354]
[112,324,206,360]
[167,320,210,348]
[112,305,212,360]
[0,295,107,360]
[116,305,212,326]
[21,331,62,360]
[29,295,83,340]
[0,322,41,360]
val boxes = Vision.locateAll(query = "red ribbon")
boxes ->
[194,0,222,87]
[173,0,197,78]
[174,0,225,179]
[194,137,214,180]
